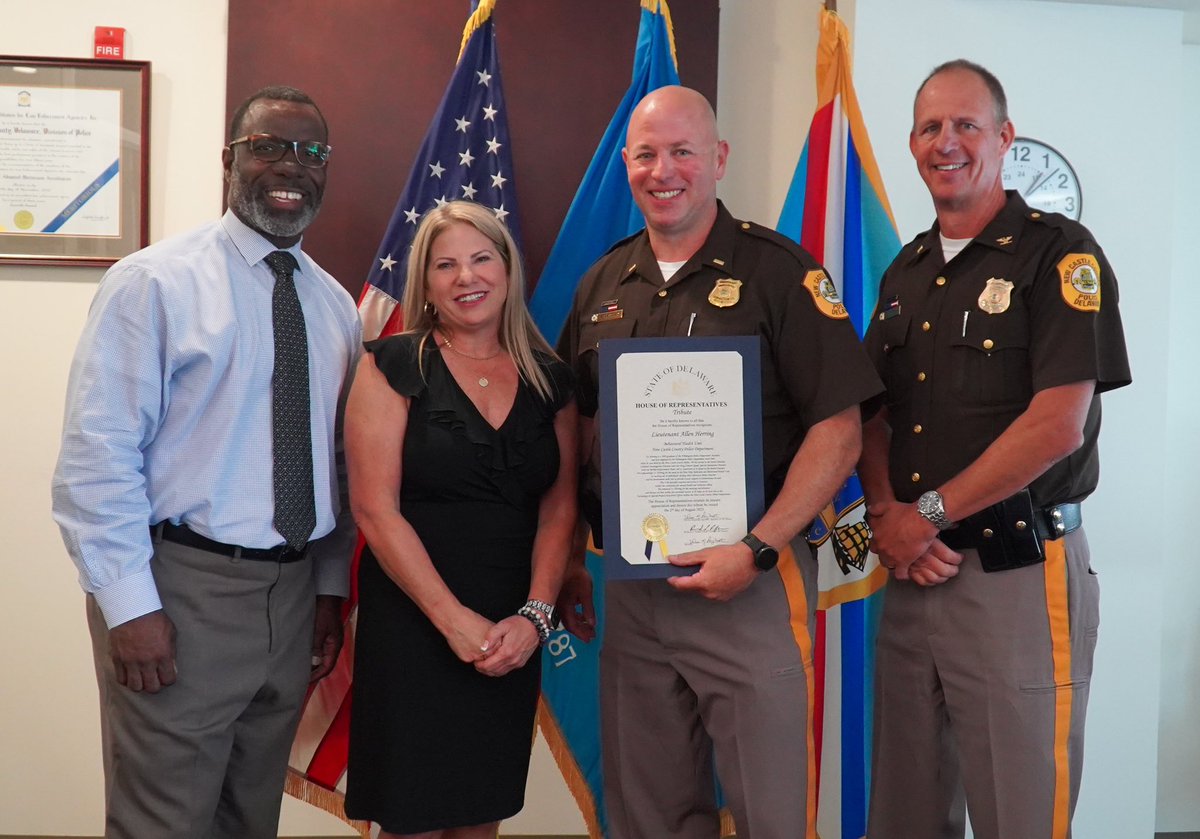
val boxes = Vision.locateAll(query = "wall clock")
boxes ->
[1001,136,1082,220]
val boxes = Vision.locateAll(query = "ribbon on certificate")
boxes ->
[641,513,669,561]
[41,158,120,233]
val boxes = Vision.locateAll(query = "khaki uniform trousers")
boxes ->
[868,528,1099,839]
[600,540,819,839]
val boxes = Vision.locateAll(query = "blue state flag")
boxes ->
[528,0,680,345]
[532,3,679,837]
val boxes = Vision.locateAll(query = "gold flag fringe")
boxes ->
[458,0,498,63]
[640,0,679,71]
[537,697,604,839]
[284,768,371,839]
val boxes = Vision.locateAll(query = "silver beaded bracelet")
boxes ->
[516,605,551,645]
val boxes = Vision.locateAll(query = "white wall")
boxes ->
[4,0,1197,836]
[1157,41,1200,836]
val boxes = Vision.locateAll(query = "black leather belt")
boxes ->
[939,501,1081,551]
[151,522,310,563]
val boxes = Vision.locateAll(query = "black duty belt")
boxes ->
[151,521,310,563]
[940,502,1081,550]
[936,490,1082,573]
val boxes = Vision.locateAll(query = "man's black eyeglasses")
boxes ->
[227,134,332,169]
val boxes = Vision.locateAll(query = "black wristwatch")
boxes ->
[741,532,780,572]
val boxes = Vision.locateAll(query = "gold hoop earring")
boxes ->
[424,301,438,319]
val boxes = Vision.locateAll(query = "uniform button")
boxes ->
[657,289,668,298]
[911,472,921,483]
[913,424,922,434]
[935,276,947,286]
[883,343,891,352]
[982,338,994,350]
[742,222,751,230]
[917,372,927,382]
[1015,520,1028,530]
[922,321,931,331]
[1031,212,1041,219]
[982,528,994,538]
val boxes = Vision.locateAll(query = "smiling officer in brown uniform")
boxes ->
[859,60,1130,839]
[556,85,881,839]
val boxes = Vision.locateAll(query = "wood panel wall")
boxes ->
[227,1,719,300]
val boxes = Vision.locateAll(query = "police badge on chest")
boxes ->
[978,278,1014,314]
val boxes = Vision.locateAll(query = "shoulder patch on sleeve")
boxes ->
[1057,253,1102,312]
[804,269,849,319]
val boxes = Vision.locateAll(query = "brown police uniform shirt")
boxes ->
[864,191,1131,508]
[561,201,883,541]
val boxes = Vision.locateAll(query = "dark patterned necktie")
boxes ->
[265,250,316,550]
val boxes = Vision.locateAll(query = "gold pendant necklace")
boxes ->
[438,332,497,387]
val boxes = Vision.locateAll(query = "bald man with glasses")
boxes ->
[53,85,360,839]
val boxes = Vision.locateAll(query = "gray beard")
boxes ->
[228,178,321,240]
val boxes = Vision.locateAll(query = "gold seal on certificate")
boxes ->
[642,512,670,561]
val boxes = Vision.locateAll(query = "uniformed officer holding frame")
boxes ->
[557,85,882,839]
[859,60,1130,839]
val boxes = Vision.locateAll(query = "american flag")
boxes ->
[357,0,522,341]
[285,4,519,834]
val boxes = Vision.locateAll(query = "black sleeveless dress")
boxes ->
[345,334,573,834]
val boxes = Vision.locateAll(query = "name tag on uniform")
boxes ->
[878,295,901,321]
[592,299,624,323]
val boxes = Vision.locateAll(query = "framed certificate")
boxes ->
[599,336,764,580]
[0,56,150,265]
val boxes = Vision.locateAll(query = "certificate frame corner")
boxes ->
[0,55,151,267]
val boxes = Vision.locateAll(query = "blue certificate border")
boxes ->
[598,335,765,581]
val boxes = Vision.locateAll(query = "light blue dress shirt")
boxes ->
[52,211,362,628]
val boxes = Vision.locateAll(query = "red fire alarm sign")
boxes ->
[94,27,125,59]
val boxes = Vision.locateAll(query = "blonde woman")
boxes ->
[343,201,577,838]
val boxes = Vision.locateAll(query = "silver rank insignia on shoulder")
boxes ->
[978,277,1014,314]
[708,278,742,308]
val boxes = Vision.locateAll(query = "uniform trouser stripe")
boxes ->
[1042,538,1073,839]
[777,543,818,839]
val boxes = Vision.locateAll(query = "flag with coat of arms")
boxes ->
[775,9,901,839]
